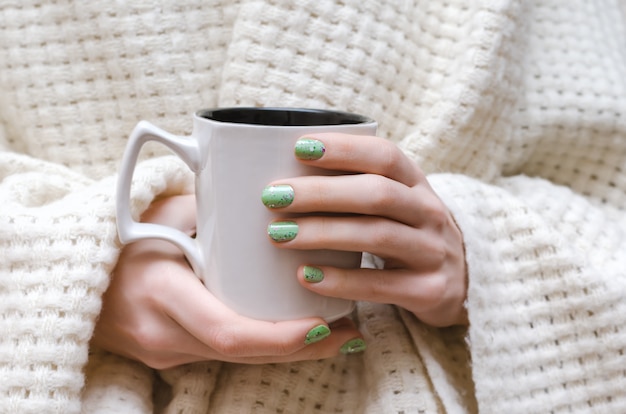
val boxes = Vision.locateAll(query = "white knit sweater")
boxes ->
[1,0,625,413]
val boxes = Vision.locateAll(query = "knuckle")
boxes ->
[370,219,402,250]
[379,141,405,174]
[319,215,334,236]
[311,216,334,245]
[131,326,168,354]
[272,337,301,356]
[209,327,246,357]
[422,197,449,229]
[366,176,401,212]
[427,275,449,303]
[311,179,330,209]
[129,327,176,369]
[208,326,299,358]
[367,271,394,298]
[413,275,448,311]
[424,238,448,265]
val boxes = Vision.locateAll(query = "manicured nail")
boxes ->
[340,338,367,354]
[267,221,298,242]
[262,185,294,208]
[303,266,324,283]
[304,324,331,345]
[295,138,325,160]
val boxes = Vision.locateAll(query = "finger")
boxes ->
[160,268,362,362]
[295,133,423,187]
[267,215,446,268]
[133,195,366,364]
[264,174,443,227]
[297,266,449,318]
[100,251,363,368]
[140,194,197,238]
[115,308,363,368]
[233,318,366,364]
[102,316,364,368]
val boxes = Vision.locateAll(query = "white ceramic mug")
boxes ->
[116,107,377,322]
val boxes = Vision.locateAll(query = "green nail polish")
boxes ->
[303,266,324,283]
[262,185,294,208]
[340,338,367,354]
[295,138,326,160]
[267,221,298,242]
[305,324,331,345]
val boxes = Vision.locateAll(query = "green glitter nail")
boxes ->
[340,338,367,354]
[262,185,294,208]
[267,221,298,242]
[303,266,324,283]
[295,138,326,160]
[304,324,331,345]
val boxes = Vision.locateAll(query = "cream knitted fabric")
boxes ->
[1,0,625,413]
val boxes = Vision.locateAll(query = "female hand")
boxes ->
[93,194,363,369]
[262,134,467,327]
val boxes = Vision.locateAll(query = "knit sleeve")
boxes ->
[388,0,626,410]
[428,172,626,412]
[0,152,193,414]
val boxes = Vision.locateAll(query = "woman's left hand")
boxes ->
[262,133,467,327]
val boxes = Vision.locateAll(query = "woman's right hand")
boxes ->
[92,194,363,369]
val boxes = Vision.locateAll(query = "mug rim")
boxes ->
[195,107,375,127]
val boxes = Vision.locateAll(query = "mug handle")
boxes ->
[116,121,204,275]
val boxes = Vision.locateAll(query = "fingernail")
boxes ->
[295,138,325,160]
[303,266,324,283]
[262,185,294,208]
[304,324,331,345]
[267,221,298,242]
[340,338,367,354]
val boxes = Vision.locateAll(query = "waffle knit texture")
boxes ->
[1,0,625,413]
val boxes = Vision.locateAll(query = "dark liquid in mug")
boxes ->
[198,107,373,127]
